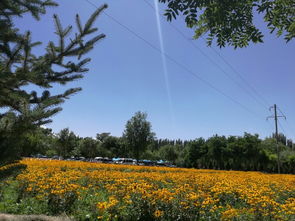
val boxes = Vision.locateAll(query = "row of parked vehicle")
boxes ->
[31,154,175,167]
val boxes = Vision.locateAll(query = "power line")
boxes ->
[201,37,271,108]
[143,0,271,110]
[267,106,294,140]
[277,107,295,140]
[143,0,277,136]
[285,121,295,140]
[142,0,269,110]
[85,0,271,125]
[278,121,287,135]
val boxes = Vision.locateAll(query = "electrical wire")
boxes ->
[277,107,295,140]
[143,0,268,108]
[142,0,270,110]
[85,0,273,131]
[203,41,271,108]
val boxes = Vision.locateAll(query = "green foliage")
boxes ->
[123,111,155,160]
[0,0,107,164]
[56,128,79,158]
[99,135,127,158]
[96,132,111,142]
[159,0,295,48]
[0,178,48,214]
[158,144,180,164]
[184,138,206,168]
[48,192,78,215]
[79,137,99,159]
[273,132,287,145]
[21,127,57,156]
[141,149,160,161]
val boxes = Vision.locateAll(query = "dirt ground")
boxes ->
[0,214,73,221]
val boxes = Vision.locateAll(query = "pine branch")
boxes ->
[84,4,108,33]
[53,14,64,53]
[84,33,106,48]
[63,25,72,38]
[84,27,98,35]
[76,14,83,34]
[0,1,108,151]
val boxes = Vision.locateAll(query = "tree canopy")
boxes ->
[159,0,295,48]
[123,111,155,160]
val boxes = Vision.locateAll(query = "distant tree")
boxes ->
[147,140,160,151]
[56,128,79,158]
[159,0,294,48]
[141,149,160,161]
[287,139,293,149]
[285,152,295,173]
[123,111,155,161]
[79,137,99,158]
[227,136,244,170]
[185,138,206,168]
[206,135,227,169]
[273,133,287,145]
[158,144,179,164]
[96,133,111,142]
[243,133,261,170]
[0,0,107,164]
[21,127,56,156]
[100,136,126,157]
[175,146,189,167]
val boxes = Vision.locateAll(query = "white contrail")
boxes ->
[153,0,176,131]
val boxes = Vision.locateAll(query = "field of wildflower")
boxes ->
[1,158,295,220]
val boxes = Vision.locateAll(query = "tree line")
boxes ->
[16,111,295,174]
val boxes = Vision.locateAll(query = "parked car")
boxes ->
[112,158,121,164]
[94,157,104,162]
[120,158,136,165]
[78,156,86,161]
[102,157,112,163]
[35,154,48,159]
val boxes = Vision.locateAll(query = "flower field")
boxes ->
[1,159,295,220]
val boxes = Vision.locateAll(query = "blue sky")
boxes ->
[15,0,295,140]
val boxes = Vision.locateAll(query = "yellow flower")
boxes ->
[154,209,164,218]
[221,207,238,220]
[14,158,295,220]
[97,202,108,211]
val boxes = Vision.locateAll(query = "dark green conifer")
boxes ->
[0,0,107,165]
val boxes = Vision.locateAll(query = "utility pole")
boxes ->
[267,104,286,174]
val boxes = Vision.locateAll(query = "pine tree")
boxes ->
[0,0,108,165]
